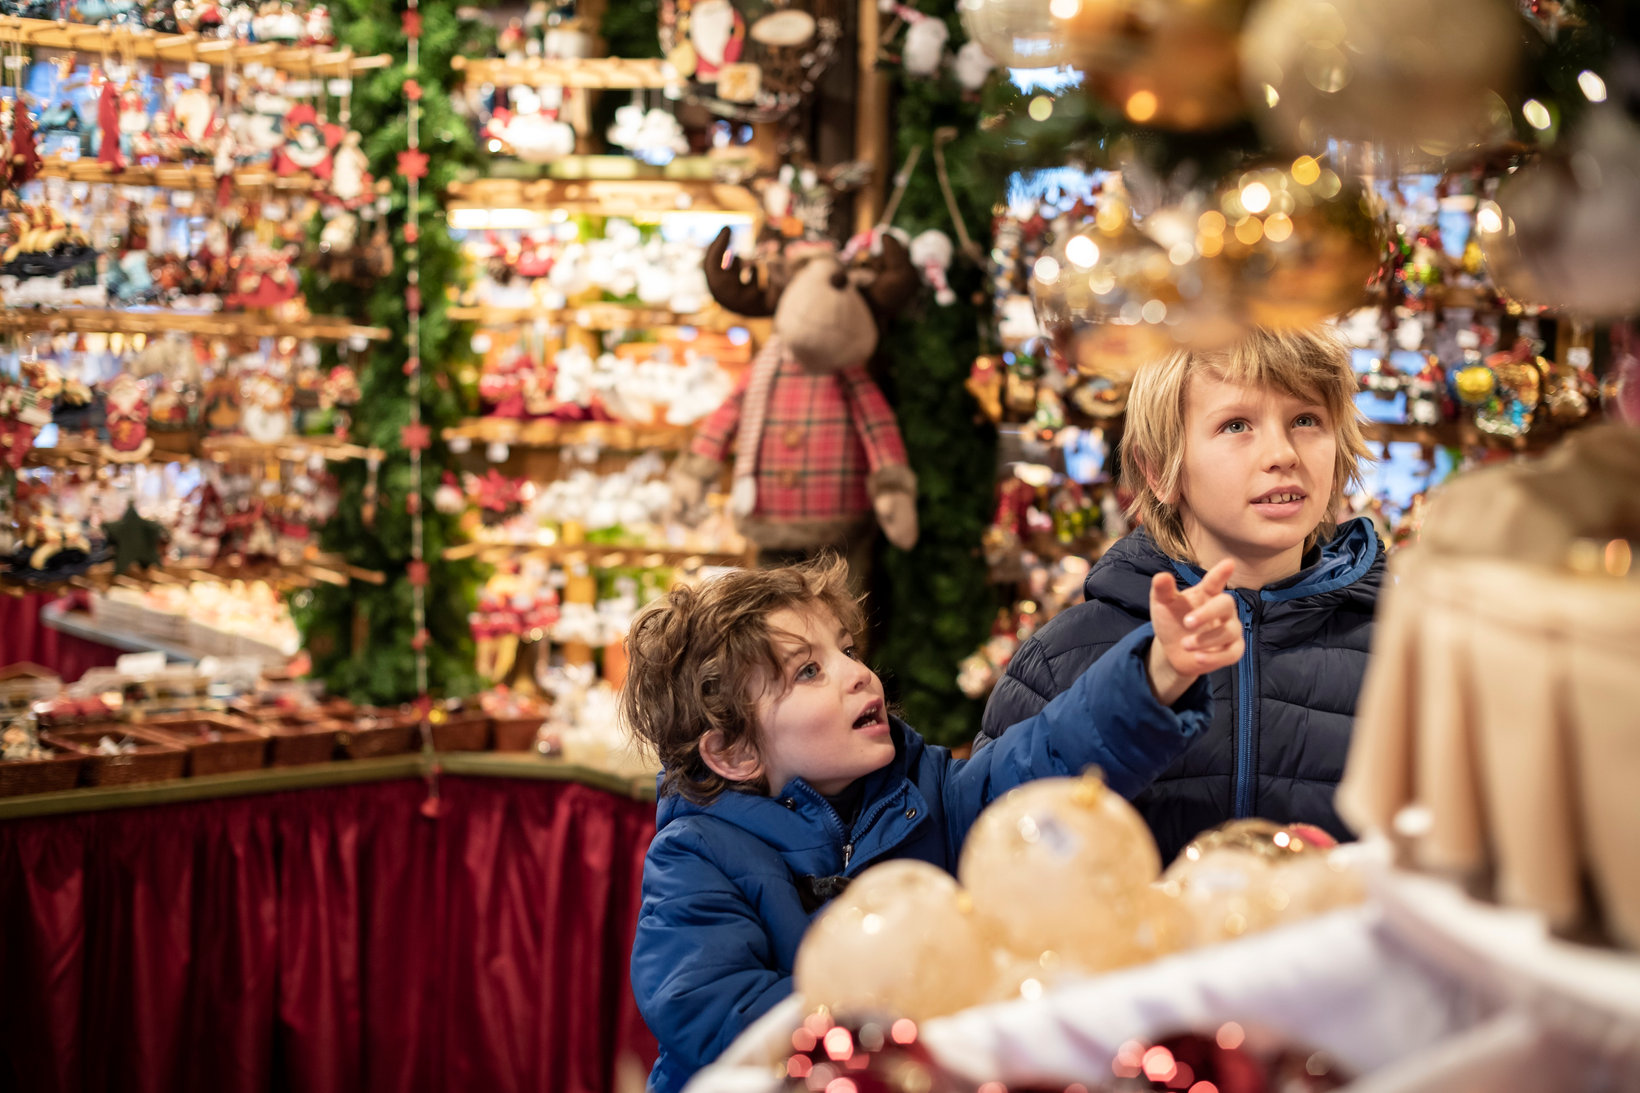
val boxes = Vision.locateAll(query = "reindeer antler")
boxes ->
[702,227,776,318]
[862,232,920,320]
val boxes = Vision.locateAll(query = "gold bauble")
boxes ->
[1454,364,1496,405]
[794,860,995,1022]
[1032,223,1181,379]
[1073,0,1250,131]
[959,0,1078,69]
[959,774,1163,974]
[1239,0,1518,158]
[1208,160,1386,328]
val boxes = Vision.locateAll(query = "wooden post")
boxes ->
[854,0,891,234]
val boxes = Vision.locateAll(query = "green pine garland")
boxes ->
[291,0,489,705]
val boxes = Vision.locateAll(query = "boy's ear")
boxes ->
[1137,456,1178,505]
[700,728,763,784]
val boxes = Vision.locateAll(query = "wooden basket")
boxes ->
[335,708,419,760]
[40,725,188,787]
[430,710,491,752]
[492,715,544,753]
[0,748,85,797]
[254,715,345,768]
[138,713,269,777]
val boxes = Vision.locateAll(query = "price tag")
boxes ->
[2,55,26,71]
[347,335,370,352]
[188,62,211,80]
[327,78,352,97]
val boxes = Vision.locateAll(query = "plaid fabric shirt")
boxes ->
[691,350,909,524]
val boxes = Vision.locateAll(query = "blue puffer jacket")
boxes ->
[979,517,1384,865]
[633,627,1212,1093]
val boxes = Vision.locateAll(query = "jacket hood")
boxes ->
[1083,517,1383,612]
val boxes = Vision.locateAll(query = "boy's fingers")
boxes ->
[1151,571,1181,609]
[1184,595,1237,630]
[1198,558,1236,598]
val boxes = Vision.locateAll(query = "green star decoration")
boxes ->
[106,504,167,576]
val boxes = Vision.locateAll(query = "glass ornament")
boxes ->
[1239,0,1518,160]
[959,773,1164,974]
[794,860,997,1022]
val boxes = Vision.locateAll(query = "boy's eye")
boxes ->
[1294,413,1321,428]
[1220,419,1249,434]
[842,644,859,661]
[794,662,820,682]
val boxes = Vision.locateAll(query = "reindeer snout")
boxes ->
[829,269,849,290]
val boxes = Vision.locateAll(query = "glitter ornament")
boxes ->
[959,773,1164,974]
[1157,819,1366,948]
[795,860,995,1022]
[1239,0,1518,161]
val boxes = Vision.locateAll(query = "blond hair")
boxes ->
[619,553,864,803]
[1121,326,1372,562]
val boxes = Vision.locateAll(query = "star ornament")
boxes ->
[396,149,429,180]
[401,422,432,451]
[106,503,167,576]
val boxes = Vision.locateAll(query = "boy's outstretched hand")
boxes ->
[1147,558,1245,707]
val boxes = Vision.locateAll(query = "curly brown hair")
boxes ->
[619,553,864,803]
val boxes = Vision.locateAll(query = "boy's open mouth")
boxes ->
[1251,487,1307,506]
[852,702,885,729]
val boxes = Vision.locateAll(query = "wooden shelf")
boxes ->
[446,176,760,219]
[1361,419,1560,451]
[447,302,739,332]
[0,308,389,342]
[442,540,750,570]
[444,417,696,453]
[27,431,382,468]
[0,16,391,78]
[0,553,384,598]
[35,158,327,194]
[452,55,672,89]
[464,154,760,183]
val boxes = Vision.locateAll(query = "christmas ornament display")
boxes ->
[1239,0,1518,161]
[795,860,995,1022]
[1477,108,1640,320]
[958,773,1166,975]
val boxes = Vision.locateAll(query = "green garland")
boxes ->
[871,8,1003,748]
[291,0,489,705]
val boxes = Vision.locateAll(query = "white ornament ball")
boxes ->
[795,859,995,1021]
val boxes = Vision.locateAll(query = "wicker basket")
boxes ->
[138,713,269,777]
[40,725,188,787]
[335,708,419,760]
[430,710,491,752]
[254,715,345,767]
[492,715,545,753]
[0,749,85,797]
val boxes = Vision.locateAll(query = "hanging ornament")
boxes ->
[1207,158,1387,329]
[95,76,125,169]
[794,860,994,1022]
[1477,108,1640,320]
[104,502,167,576]
[775,1012,974,1093]
[1106,1027,1353,1091]
[959,0,1074,69]
[1073,0,1249,131]
[1239,0,1518,162]
[100,373,156,462]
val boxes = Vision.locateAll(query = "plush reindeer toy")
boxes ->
[671,228,920,554]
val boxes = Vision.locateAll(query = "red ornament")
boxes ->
[406,492,422,515]
[401,422,432,451]
[402,10,422,38]
[9,104,41,185]
[396,149,429,180]
[403,79,423,101]
[403,223,420,244]
[411,629,430,651]
[408,560,429,587]
[403,356,421,376]
[97,81,125,169]
[406,286,422,312]
[412,695,432,720]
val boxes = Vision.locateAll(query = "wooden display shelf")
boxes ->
[446,176,760,219]
[0,16,391,78]
[36,158,326,194]
[447,302,738,331]
[444,417,695,452]
[442,539,752,570]
[0,308,389,342]
[465,153,760,183]
[26,431,382,467]
[1362,420,1543,451]
[451,54,672,89]
[0,553,384,598]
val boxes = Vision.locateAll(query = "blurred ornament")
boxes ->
[794,860,995,1022]
[1603,323,1640,425]
[1106,1026,1353,1091]
[1157,819,1366,949]
[1074,0,1249,131]
[959,773,1165,974]
[1477,108,1640,319]
[1239,0,1518,161]
[1208,159,1387,328]
[959,0,1076,68]
[1032,217,1181,378]
[777,1011,972,1093]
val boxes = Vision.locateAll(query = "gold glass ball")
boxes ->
[959,774,1163,974]
[1073,0,1250,131]
[794,860,995,1022]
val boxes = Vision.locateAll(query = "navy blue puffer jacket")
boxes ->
[979,517,1384,864]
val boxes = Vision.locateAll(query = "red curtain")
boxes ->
[0,593,123,682]
[0,775,658,1093]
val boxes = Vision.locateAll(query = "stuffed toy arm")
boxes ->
[841,366,919,550]
[668,368,746,523]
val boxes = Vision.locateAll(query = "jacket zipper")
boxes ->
[1231,593,1260,818]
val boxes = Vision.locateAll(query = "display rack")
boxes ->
[0,309,391,342]
[446,177,762,221]
[35,159,336,195]
[443,418,697,453]
[447,302,740,332]
[442,540,753,570]
[450,55,672,89]
[0,16,392,77]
